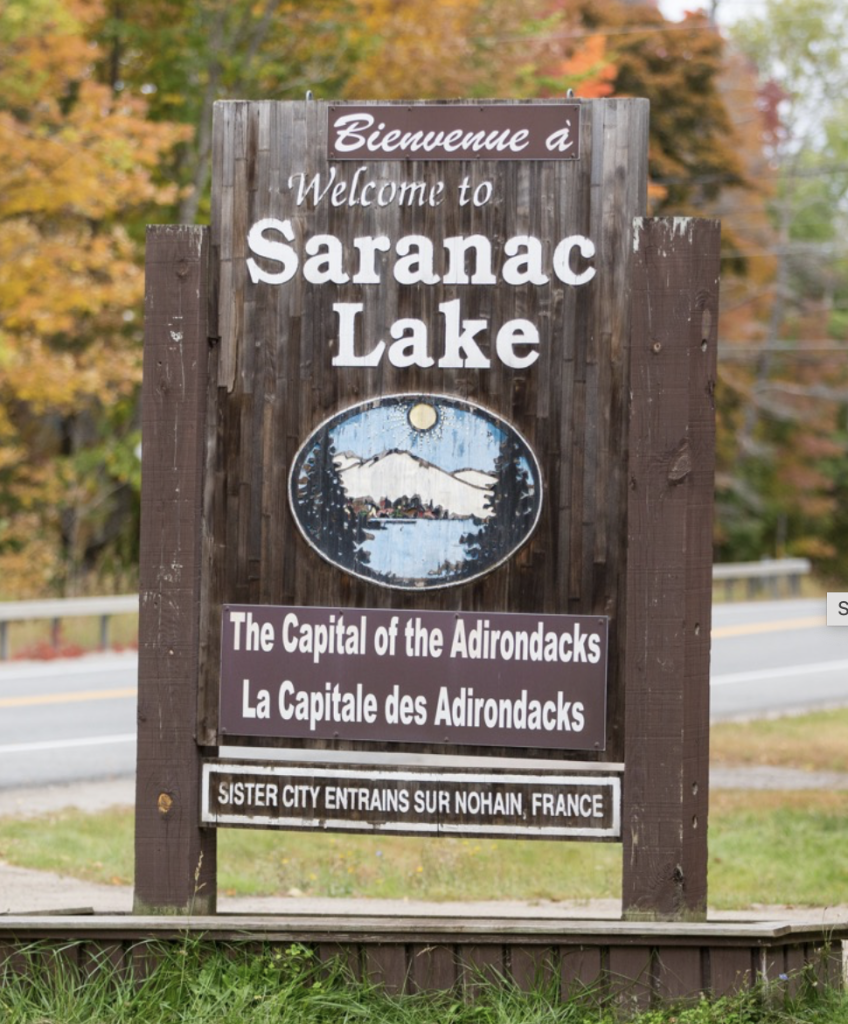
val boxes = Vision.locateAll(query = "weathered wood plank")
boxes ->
[364,944,409,994]
[316,942,362,981]
[608,945,652,1012]
[80,940,128,983]
[710,947,754,996]
[622,217,720,919]
[462,944,505,996]
[409,943,458,992]
[510,945,556,992]
[654,945,704,1001]
[783,944,806,999]
[560,944,603,1000]
[134,226,217,914]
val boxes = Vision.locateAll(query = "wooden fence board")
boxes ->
[316,942,362,981]
[608,945,652,1012]
[80,941,128,983]
[560,944,603,999]
[462,944,505,996]
[510,945,556,992]
[0,922,844,1003]
[365,944,409,994]
[784,944,806,998]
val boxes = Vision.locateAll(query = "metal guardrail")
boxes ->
[712,558,812,599]
[0,560,812,660]
[0,595,139,660]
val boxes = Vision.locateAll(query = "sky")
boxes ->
[657,0,765,23]
[331,399,506,473]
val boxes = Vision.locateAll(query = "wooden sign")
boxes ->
[219,604,608,750]
[134,96,720,920]
[199,98,650,768]
[202,760,621,840]
[327,103,581,160]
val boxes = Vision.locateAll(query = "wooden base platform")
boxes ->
[1,913,845,1008]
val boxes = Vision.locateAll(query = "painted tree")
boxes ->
[460,436,540,580]
[292,434,373,575]
[0,0,189,594]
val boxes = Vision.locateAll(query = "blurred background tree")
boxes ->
[0,0,845,596]
[717,0,848,577]
[0,0,189,595]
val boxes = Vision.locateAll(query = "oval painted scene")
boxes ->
[289,395,542,590]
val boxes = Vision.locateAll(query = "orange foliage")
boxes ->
[0,0,189,594]
[342,0,619,100]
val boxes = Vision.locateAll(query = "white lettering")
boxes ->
[496,319,539,369]
[246,218,298,284]
[332,303,386,367]
[438,299,490,368]
[553,235,596,286]
[352,236,391,283]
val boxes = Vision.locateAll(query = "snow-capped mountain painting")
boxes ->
[289,394,542,590]
[336,450,497,520]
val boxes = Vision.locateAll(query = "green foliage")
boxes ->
[716,0,848,573]
[2,938,847,1023]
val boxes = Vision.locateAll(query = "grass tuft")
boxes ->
[2,939,847,1024]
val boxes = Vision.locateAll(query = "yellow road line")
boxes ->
[712,616,826,638]
[0,687,137,709]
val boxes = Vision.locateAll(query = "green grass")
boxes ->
[2,939,847,1024]
[3,791,848,909]
[711,709,848,774]
[708,791,848,909]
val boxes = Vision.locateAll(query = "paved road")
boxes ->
[0,598,844,788]
[710,598,845,719]
[0,652,138,789]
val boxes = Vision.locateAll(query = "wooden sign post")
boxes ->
[133,98,719,921]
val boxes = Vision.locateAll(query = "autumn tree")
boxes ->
[91,0,359,223]
[0,0,189,595]
[0,0,758,596]
[714,0,848,570]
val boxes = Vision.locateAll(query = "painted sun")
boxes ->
[408,402,438,431]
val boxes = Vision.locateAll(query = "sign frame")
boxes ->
[326,102,581,161]
[218,603,609,751]
[132,98,720,922]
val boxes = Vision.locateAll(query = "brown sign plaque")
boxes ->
[219,604,608,751]
[328,103,580,161]
[202,760,621,840]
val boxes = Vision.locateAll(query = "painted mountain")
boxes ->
[335,450,496,520]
